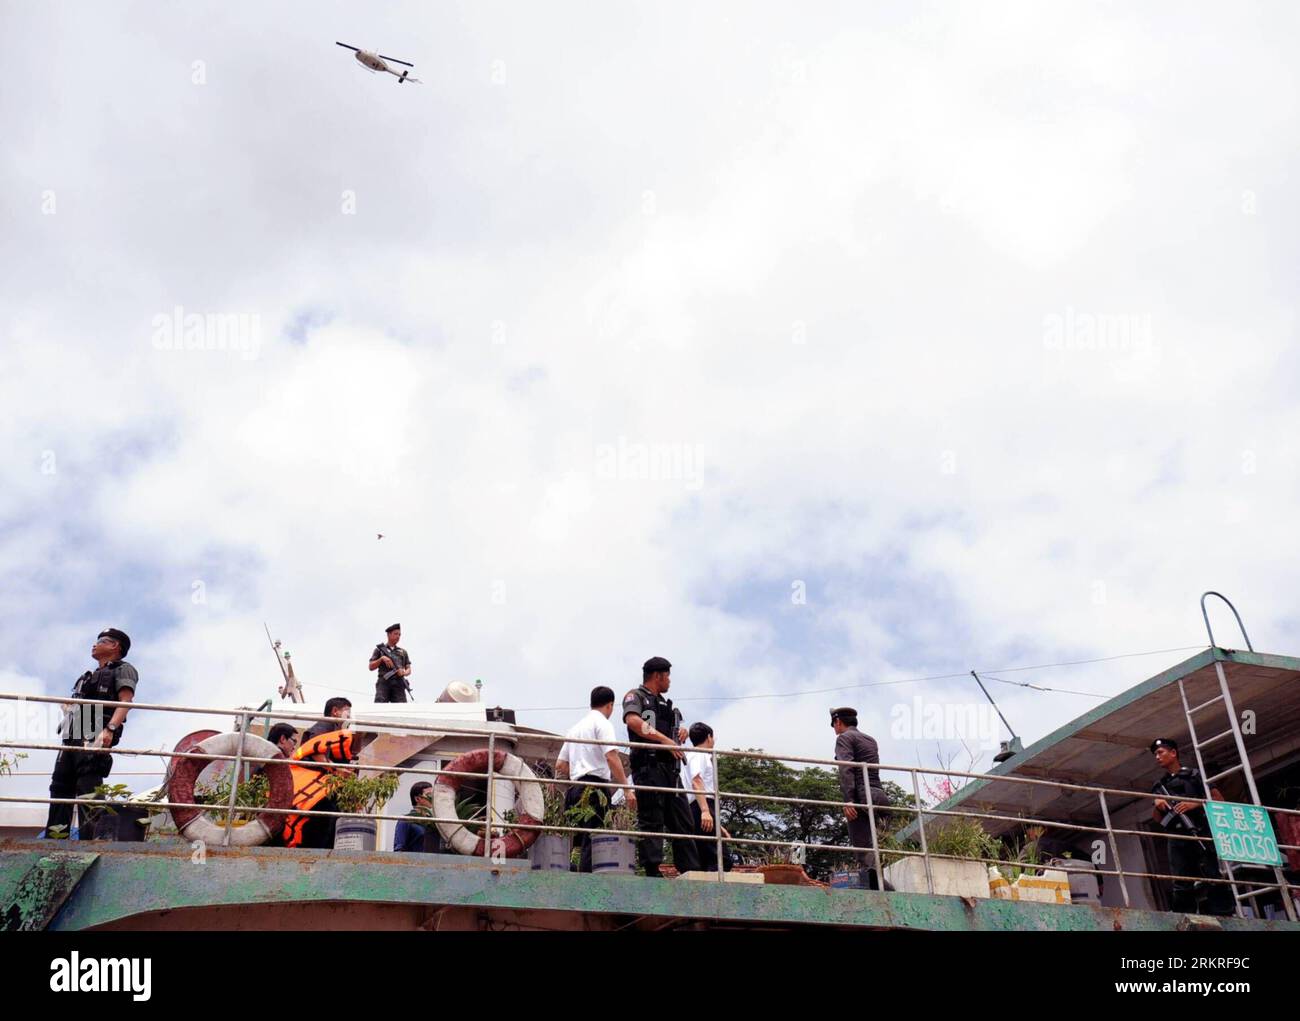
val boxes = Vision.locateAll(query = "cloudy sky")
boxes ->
[2,2,1298,795]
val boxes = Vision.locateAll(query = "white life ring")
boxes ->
[168,731,293,847]
[433,748,545,857]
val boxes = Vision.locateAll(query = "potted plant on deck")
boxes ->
[193,770,271,841]
[755,842,813,885]
[590,797,637,876]
[81,782,150,842]
[328,772,400,852]
[883,814,1000,897]
[990,825,1070,903]
[529,781,574,870]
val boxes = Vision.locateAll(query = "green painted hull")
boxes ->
[3,840,1294,932]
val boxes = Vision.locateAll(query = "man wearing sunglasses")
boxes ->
[42,628,138,837]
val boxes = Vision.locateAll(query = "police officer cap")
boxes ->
[98,628,131,658]
[1150,737,1178,753]
[386,623,401,633]
[643,656,672,674]
[830,707,858,723]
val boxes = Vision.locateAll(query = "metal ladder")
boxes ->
[1175,592,1297,921]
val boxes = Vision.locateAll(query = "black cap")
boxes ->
[1150,737,1178,754]
[386,623,401,634]
[98,628,131,658]
[830,707,857,723]
[643,656,672,674]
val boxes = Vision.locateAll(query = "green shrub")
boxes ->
[325,771,399,815]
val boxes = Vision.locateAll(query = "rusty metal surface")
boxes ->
[1,840,1296,932]
[1,850,99,931]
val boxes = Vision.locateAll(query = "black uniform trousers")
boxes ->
[45,741,113,835]
[565,773,611,873]
[1168,827,1234,915]
[633,762,700,876]
[847,790,892,890]
[689,795,732,873]
[374,677,409,703]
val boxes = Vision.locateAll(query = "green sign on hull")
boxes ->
[1206,801,1282,867]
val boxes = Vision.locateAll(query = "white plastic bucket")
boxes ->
[591,834,637,876]
[335,816,378,852]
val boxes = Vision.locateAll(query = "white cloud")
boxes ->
[2,2,1298,788]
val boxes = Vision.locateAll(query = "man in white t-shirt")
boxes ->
[681,722,731,873]
[555,686,636,872]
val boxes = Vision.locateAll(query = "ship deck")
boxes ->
[4,840,1296,932]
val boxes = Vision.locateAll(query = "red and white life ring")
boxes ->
[433,749,545,857]
[168,731,293,847]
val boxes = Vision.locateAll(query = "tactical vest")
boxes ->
[1155,767,1212,833]
[63,663,127,745]
[373,644,409,681]
[628,686,681,772]
[282,729,360,847]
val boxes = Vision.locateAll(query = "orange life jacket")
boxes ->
[281,729,360,847]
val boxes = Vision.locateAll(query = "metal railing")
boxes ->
[2,690,1297,920]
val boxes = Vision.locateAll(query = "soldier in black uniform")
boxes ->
[1150,737,1234,915]
[42,628,138,837]
[623,656,700,877]
[369,623,412,702]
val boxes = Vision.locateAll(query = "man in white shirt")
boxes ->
[555,686,636,872]
[681,722,731,873]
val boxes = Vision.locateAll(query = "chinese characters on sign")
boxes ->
[1205,801,1282,867]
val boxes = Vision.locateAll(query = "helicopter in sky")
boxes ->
[335,41,421,84]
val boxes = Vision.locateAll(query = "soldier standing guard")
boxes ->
[1150,737,1234,915]
[369,623,412,702]
[623,656,700,877]
[42,628,138,837]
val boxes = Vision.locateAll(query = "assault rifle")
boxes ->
[1154,778,1201,834]
[374,644,414,700]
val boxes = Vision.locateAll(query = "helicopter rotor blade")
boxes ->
[335,41,361,51]
[378,54,415,67]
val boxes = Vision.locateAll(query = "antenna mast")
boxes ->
[265,622,305,703]
[970,670,1022,763]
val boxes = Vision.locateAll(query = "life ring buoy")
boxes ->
[168,731,293,846]
[433,749,545,857]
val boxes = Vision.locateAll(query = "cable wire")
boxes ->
[513,643,1210,712]
[272,644,1209,712]
[979,675,1111,699]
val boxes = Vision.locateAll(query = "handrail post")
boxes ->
[485,733,496,860]
[863,763,880,891]
[711,746,723,882]
[221,712,249,847]
[1097,790,1130,908]
[911,769,934,894]
[1200,591,1254,652]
